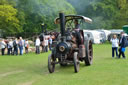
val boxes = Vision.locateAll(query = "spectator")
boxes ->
[35,37,40,54]
[18,37,24,55]
[13,38,18,55]
[41,40,45,52]
[119,32,127,59]
[0,39,6,55]
[44,37,48,52]
[110,35,119,58]
[24,40,29,54]
[8,39,13,55]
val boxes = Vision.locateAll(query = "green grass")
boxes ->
[0,44,128,85]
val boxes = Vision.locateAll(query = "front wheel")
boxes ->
[73,52,79,73]
[48,54,55,73]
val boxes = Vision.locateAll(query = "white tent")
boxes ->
[97,30,111,40]
[83,30,102,44]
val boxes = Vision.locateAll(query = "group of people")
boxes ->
[111,32,127,59]
[35,36,52,54]
[0,37,29,55]
[0,35,53,55]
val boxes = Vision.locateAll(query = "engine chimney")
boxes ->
[59,13,65,38]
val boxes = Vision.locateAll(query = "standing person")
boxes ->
[49,36,52,51]
[18,37,24,55]
[0,39,6,55]
[24,40,29,54]
[7,40,9,55]
[110,35,119,58]
[13,38,18,55]
[44,37,48,52]
[119,32,127,59]
[8,39,13,55]
[35,37,40,54]
[41,40,45,52]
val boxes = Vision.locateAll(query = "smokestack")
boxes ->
[59,13,65,37]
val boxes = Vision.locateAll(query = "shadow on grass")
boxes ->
[47,63,90,75]
[26,65,74,75]
[104,57,121,60]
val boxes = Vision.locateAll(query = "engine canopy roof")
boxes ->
[54,15,92,24]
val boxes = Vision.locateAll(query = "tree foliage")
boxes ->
[1,0,128,37]
[15,0,76,33]
[0,4,22,33]
[0,0,76,37]
[68,0,128,29]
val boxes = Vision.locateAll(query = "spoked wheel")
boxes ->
[73,52,79,73]
[85,39,93,66]
[48,54,55,73]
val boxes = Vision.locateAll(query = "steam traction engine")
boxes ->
[48,13,93,73]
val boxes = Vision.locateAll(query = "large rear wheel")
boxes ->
[73,52,79,73]
[85,39,93,66]
[48,54,55,73]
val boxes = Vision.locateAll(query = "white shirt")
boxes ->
[25,41,29,47]
[111,38,119,47]
[8,41,13,48]
[35,38,40,46]
[19,39,24,46]
[0,41,6,49]
[49,38,52,44]
[44,39,48,46]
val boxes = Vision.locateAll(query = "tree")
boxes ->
[0,4,22,33]
[15,0,76,34]
[113,0,128,29]
[0,0,76,37]
[68,0,128,29]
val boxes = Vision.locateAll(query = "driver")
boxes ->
[74,19,80,30]
[72,19,83,46]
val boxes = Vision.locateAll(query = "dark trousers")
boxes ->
[8,48,12,55]
[41,46,45,52]
[43,46,46,52]
[25,47,28,53]
[19,46,23,55]
[45,45,48,52]
[1,48,5,55]
[49,44,52,51]
[36,46,40,54]
[112,47,118,57]
[43,46,48,52]
[14,47,18,55]
[119,47,125,58]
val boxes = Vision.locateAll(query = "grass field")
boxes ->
[0,44,128,85]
